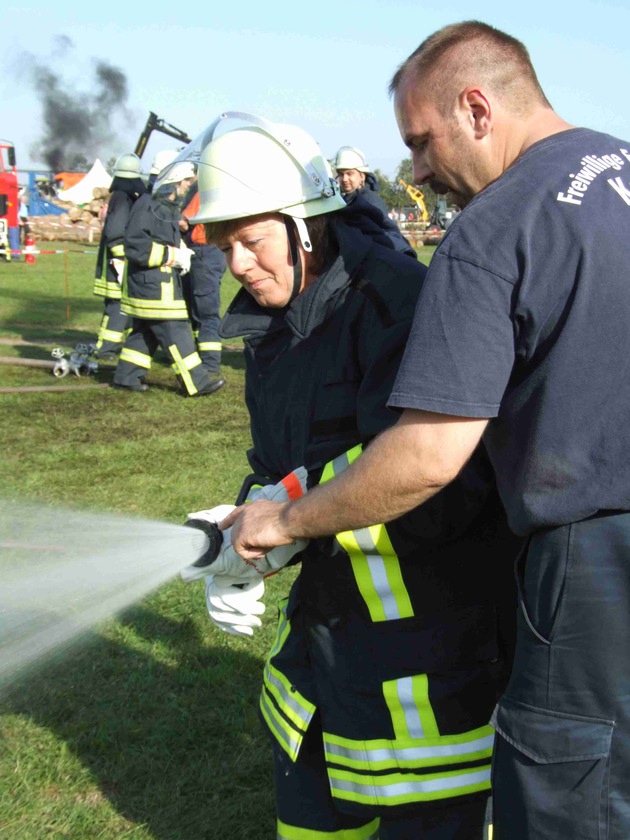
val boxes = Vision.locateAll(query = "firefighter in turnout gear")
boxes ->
[113,161,222,395]
[180,113,520,838]
[182,186,226,393]
[93,152,145,356]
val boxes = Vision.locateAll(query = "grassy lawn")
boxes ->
[0,241,435,839]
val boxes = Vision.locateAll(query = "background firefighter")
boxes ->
[93,152,145,357]
[112,161,221,396]
[181,185,226,394]
[179,113,519,839]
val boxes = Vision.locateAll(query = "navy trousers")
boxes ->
[492,512,630,839]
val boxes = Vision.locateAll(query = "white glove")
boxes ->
[204,575,265,637]
[166,245,194,274]
[180,504,236,583]
[110,258,125,282]
[209,467,309,580]
[182,468,309,582]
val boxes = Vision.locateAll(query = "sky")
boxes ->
[2,0,630,181]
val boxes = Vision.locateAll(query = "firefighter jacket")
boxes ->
[220,218,520,815]
[94,191,134,300]
[121,193,189,320]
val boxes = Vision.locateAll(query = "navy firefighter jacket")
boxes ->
[220,217,519,812]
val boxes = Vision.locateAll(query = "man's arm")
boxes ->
[224,409,488,559]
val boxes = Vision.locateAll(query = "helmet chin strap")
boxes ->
[284,216,312,304]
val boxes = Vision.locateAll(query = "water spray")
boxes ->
[0,501,223,690]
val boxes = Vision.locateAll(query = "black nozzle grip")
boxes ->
[183,519,224,569]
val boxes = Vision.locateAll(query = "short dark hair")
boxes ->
[389,21,551,116]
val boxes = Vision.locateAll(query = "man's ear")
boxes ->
[458,87,492,138]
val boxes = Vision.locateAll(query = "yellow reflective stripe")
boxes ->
[320,444,363,485]
[319,445,413,622]
[263,661,315,730]
[110,243,125,257]
[100,327,125,343]
[259,688,303,761]
[119,348,152,369]
[336,527,414,622]
[329,765,491,806]
[121,297,188,319]
[277,817,379,840]
[323,726,494,772]
[93,278,122,298]
[149,242,166,267]
[161,278,175,302]
[383,675,439,741]
[169,345,198,395]
[269,599,291,657]
[198,341,222,352]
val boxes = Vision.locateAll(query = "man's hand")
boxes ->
[219,500,295,560]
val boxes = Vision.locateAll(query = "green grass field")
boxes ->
[0,241,435,839]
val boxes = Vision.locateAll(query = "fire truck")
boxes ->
[0,141,19,260]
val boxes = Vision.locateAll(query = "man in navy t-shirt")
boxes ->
[224,21,630,839]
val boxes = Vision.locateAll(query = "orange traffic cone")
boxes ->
[24,233,36,264]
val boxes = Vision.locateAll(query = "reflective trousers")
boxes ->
[189,244,225,377]
[113,318,212,395]
[273,713,489,840]
[492,511,630,839]
[95,298,130,356]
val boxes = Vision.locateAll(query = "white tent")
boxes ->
[57,159,112,204]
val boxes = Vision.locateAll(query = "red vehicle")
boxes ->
[0,142,19,259]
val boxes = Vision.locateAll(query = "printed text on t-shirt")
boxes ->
[557,148,630,205]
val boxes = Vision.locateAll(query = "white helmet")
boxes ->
[179,113,345,227]
[158,161,195,186]
[150,149,179,177]
[333,146,370,173]
[113,153,142,179]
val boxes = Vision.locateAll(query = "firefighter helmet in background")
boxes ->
[333,146,370,173]
[150,149,179,177]
[158,161,196,187]
[113,153,143,179]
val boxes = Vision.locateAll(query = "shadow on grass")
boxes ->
[2,604,275,840]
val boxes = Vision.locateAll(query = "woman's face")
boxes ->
[215,215,312,308]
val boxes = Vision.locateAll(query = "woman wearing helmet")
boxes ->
[112,160,223,395]
[93,152,145,356]
[186,114,517,839]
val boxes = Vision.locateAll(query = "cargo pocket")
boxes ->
[491,696,613,840]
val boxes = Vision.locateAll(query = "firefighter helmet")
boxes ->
[333,146,370,173]
[158,161,196,186]
[113,153,142,179]
[184,113,345,225]
[150,149,179,177]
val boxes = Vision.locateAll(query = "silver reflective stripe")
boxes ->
[264,663,312,728]
[260,690,302,758]
[331,767,491,799]
[363,551,401,621]
[331,451,350,474]
[396,677,425,739]
[325,732,495,765]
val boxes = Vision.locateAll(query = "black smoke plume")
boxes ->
[24,36,133,171]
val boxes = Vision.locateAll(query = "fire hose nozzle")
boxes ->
[183,519,224,574]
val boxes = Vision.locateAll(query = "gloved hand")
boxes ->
[204,574,265,637]
[110,258,125,282]
[166,245,194,274]
[182,468,309,582]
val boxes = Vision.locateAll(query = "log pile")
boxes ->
[28,188,109,244]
